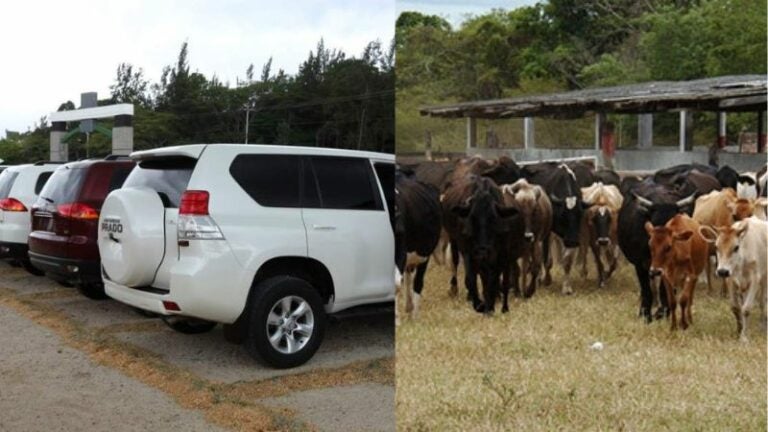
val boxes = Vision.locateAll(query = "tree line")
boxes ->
[397,0,767,153]
[0,38,394,164]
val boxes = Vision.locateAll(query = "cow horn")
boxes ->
[675,193,696,209]
[633,193,653,209]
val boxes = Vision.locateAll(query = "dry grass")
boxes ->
[396,259,767,431]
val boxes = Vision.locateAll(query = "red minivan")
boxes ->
[28,156,135,299]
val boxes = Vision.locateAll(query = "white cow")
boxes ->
[701,217,768,341]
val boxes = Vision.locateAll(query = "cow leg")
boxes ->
[411,260,429,320]
[740,278,761,342]
[561,246,576,295]
[449,240,460,297]
[665,278,678,331]
[605,245,618,280]
[395,267,402,326]
[464,254,482,311]
[479,268,496,314]
[516,254,526,298]
[730,285,744,339]
[579,238,588,278]
[635,264,654,323]
[404,268,414,314]
[541,234,553,286]
[525,242,541,298]
[679,276,695,330]
[501,262,516,313]
[590,242,605,288]
[705,255,713,295]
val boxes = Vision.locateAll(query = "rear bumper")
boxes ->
[104,279,173,316]
[0,241,28,260]
[28,252,101,284]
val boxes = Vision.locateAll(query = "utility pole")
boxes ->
[244,105,250,144]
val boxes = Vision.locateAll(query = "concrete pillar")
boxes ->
[717,112,727,148]
[50,121,67,162]
[112,115,134,155]
[424,130,432,161]
[524,117,535,149]
[637,114,653,148]
[466,117,477,150]
[758,111,766,153]
[679,110,693,152]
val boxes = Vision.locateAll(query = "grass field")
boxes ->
[396,257,767,431]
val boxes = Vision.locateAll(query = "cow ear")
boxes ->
[452,204,470,218]
[673,230,694,241]
[734,221,749,238]
[496,204,519,219]
[644,221,654,236]
[698,226,717,243]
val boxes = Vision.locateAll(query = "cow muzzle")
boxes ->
[648,267,662,277]
[597,237,610,246]
[716,268,731,278]
[524,232,534,242]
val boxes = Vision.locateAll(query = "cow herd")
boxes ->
[395,156,768,341]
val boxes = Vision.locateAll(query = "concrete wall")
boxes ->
[473,147,766,172]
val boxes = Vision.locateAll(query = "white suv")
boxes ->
[0,162,61,273]
[99,144,394,368]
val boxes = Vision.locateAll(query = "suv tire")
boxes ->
[162,316,217,334]
[77,282,109,300]
[245,276,326,369]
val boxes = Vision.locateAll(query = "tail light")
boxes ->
[178,190,224,240]
[58,203,99,220]
[0,198,27,212]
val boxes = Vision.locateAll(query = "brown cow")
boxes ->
[645,214,709,331]
[501,179,552,298]
[580,182,623,288]
[692,188,736,294]
[730,197,768,221]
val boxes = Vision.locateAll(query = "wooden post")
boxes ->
[637,114,653,148]
[466,117,477,151]
[717,112,727,148]
[758,111,766,153]
[524,117,535,149]
[425,130,433,161]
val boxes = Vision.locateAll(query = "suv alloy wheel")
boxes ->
[245,276,326,368]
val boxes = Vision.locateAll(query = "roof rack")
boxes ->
[33,161,68,166]
[103,154,132,160]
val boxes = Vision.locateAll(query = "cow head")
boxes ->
[634,193,695,226]
[550,194,588,248]
[644,220,694,278]
[699,222,748,278]
[453,180,518,262]
[587,205,612,246]
[502,180,541,243]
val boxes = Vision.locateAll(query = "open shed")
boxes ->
[419,75,767,170]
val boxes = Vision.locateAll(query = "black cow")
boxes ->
[618,177,696,322]
[443,175,519,313]
[715,165,740,189]
[395,170,442,321]
[594,168,621,187]
[523,162,589,294]
[411,160,455,192]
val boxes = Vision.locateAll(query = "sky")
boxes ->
[0,0,394,138]
[396,0,538,27]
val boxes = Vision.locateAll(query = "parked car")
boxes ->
[0,162,62,273]
[28,156,135,298]
[99,144,394,368]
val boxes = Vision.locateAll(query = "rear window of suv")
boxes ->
[229,154,301,207]
[122,157,196,208]
[38,167,87,205]
[0,170,19,199]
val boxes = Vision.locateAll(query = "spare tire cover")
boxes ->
[98,187,166,287]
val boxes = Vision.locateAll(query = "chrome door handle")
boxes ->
[312,224,336,231]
